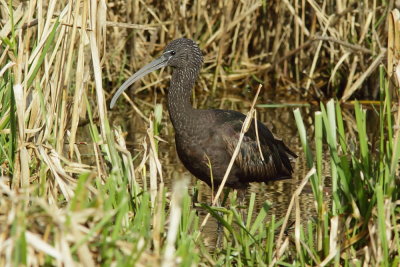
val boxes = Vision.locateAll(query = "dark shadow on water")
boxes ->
[82,90,334,248]
[156,102,332,247]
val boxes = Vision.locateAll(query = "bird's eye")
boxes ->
[170,50,176,55]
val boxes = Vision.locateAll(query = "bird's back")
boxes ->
[174,109,296,189]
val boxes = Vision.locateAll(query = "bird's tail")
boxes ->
[277,139,297,174]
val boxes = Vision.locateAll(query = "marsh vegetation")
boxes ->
[1,0,400,266]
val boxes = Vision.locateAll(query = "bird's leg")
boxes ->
[191,184,199,209]
[215,188,231,247]
[236,188,247,223]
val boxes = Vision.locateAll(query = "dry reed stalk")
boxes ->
[198,84,262,233]
[152,181,165,256]
[162,178,188,267]
[388,9,400,87]
[148,138,159,206]
[274,167,315,260]
[114,127,138,193]
[69,0,89,158]
[388,9,400,179]
[342,49,386,102]
[0,1,397,265]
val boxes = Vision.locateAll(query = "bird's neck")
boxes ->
[167,68,199,134]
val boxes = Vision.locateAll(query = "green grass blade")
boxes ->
[27,19,60,89]
[293,108,314,167]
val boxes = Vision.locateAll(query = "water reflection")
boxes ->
[100,91,332,246]
[158,102,326,245]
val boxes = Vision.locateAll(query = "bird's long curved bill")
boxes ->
[110,54,169,109]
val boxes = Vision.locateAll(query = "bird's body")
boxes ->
[174,109,295,189]
[110,38,296,190]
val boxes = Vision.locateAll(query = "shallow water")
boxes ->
[80,89,332,246]
[169,107,316,243]
[116,89,334,242]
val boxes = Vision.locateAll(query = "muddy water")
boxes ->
[171,108,315,244]
[107,90,333,245]
[78,90,331,246]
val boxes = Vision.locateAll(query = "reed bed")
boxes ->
[1,0,400,266]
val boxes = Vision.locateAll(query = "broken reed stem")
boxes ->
[198,84,262,234]
[270,34,375,74]
[272,167,315,266]
[342,49,386,102]
[314,35,373,54]
[162,178,188,267]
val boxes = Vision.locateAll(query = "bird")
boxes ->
[110,38,296,196]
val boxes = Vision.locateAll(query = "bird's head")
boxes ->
[163,38,203,70]
[110,38,203,109]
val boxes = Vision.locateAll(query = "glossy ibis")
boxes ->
[110,38,296,194]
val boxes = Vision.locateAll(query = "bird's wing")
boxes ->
[219,114,294,181]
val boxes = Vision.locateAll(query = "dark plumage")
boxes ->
[110,38,296,190]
